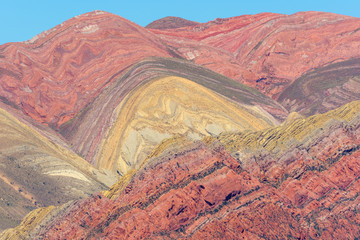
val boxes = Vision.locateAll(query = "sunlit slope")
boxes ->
[0,107,114,231]
[0,11,171,127]
[96,76,276,175]
[60,57,287,175]
[217,100,360,157]
[4,100,360,239]
[0,206,56,240]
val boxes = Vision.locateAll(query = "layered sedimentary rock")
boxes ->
[0,11,171,127]
[59,57,287,176]
[278,57,360,116]
[3,101,360,239]
[1,10,360,239]
[2,10,359,129]
[151,12,360,97]
[94,75,274,175]
[2,10,359,130]
[0,10,249,128]
[0,105,114,232]
[145,16,199,29]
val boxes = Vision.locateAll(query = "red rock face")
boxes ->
[1,11,359,127]
[32,114,360,239]
[151,12,360,98]
[0,11,171,126]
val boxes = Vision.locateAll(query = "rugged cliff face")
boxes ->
[2,101,360,239]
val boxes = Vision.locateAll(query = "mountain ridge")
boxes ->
[0,10,360,238]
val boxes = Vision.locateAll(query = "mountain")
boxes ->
[0,11,171,127]
[278,57,360,116]
[59,57,287,176]
[3,11,360,129]
[150,12,360,98]
[146,16,199,29]
[0,10,360,239]
[0,103,113,232]
[2,101,360,239]
[0,11,287,230]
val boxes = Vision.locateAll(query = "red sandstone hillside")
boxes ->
[0,11,171,127]
[150,11,360,97]
[1,10,360,239]
[0,11,244,127]
[3,101,360,239]
[1,11,360,128]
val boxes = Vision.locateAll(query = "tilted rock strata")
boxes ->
[0,11,171,127]
[151,12,360,97]
[95,76,277,175]
[278,57,360,116]
[214,101,360,191]
[60,57,286,176]
[0,106,114,231]
[2,10,359,129]
[217,100,360,156]
[4,101,360,239]
[1,10,360,239]
[1,10,359,131]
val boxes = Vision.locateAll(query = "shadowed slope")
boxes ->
[3,101,360,239]
[59,57,287,176]
[278,57,360,116]
[0,106,114,232]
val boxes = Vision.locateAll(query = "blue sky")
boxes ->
[1,0,359,45]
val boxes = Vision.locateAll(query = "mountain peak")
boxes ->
[146,16,199,29]
[23,10,129,45]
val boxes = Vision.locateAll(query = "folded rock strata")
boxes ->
[3,101,359,239]
[59,57,287,176]
[0,105,114,232]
